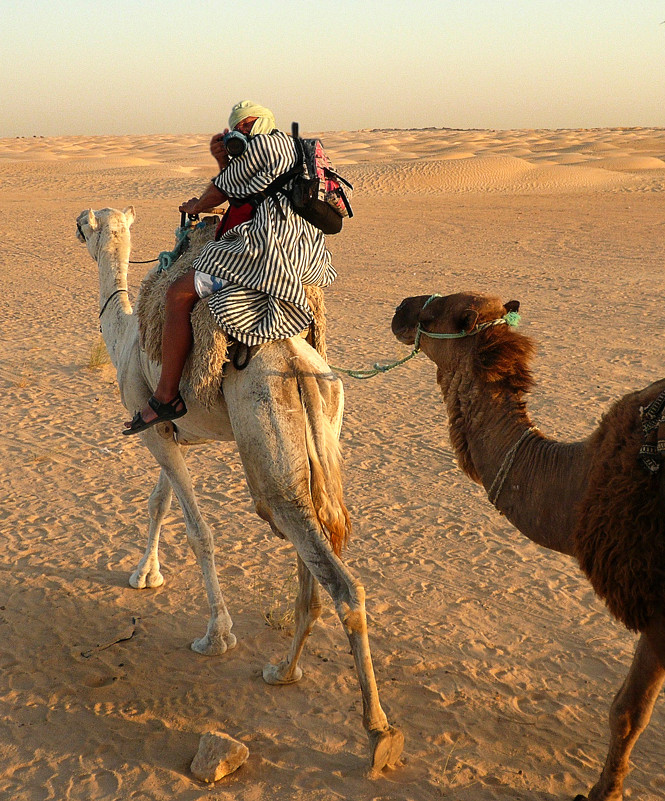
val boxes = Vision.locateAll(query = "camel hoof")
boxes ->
[366,726,404,777]
[129,569,164,589]
[191,631,237,656]
[262,661,303,685]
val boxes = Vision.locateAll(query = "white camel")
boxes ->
[75,206,403,774]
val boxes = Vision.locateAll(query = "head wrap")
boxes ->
[228,100,276,135]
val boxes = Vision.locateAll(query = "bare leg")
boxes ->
[129,467,172,589]
[124,270,198,429]
[577,632,665,801]
[263,555,322,685]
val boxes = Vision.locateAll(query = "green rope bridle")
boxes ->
[414,293,521,346]
[330,293,521,380]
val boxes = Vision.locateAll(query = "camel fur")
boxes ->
[135,217,327,407]
[392,290,665,801]
[75,206,403,775]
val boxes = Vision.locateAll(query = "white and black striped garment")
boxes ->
[193,130,336,346]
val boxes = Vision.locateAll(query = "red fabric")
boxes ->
[214,203,254,239]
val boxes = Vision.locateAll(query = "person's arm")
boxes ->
[179,182,227,215]
[210,131,230,172]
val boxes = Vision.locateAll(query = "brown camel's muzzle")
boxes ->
[391,295,431,345]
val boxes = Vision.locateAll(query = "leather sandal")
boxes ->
[123,392,187,436]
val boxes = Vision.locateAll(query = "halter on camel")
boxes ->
[413,292,522,348]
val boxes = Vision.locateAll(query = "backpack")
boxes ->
[239,123,353,235]
[287,122,353,235]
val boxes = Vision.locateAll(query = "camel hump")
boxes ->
[573,377,665,632]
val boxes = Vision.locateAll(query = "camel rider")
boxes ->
[124,100,337,435]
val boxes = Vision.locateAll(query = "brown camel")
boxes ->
[391,291,665,801]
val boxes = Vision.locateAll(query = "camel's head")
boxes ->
[392,291,534,391]
[76,206,135,261]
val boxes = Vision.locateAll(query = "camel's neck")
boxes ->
[439,367,589,555]
[97,234,134,369]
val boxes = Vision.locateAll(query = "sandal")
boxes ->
[122,392,187,436]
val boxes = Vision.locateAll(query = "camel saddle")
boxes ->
[638,389,665,474]
[135,216,328,408]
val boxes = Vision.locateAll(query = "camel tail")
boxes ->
[298,370,351,557]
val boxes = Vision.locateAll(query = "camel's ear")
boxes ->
[460,308,479,333]
[504,300,520,314]
[86,209,98,231]
[123,206,136,227]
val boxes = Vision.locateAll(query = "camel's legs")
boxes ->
[129,468,172,589]
[140,428,236,656]
[579,632,665,801]
[224,356,403,774]
[270,504,404,775]
[263,555,322,685]
[224,348,404,773]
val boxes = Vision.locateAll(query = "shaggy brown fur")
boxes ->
[468,321,665,633]
[472,323,536,394]
[456,322,665,633]
[295,361,351,556]
[135,217,328,407]
[443,325,537,483]
[574,380,665,632]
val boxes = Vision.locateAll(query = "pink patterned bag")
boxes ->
[289,122,353,234]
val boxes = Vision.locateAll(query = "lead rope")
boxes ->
[128,219,207,270]
[328,294,442,379]
[328,347,421,380]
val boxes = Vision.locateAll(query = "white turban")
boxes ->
[228,100,276,135]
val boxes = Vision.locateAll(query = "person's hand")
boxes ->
[210,130,230,169]
[179,197,200,214]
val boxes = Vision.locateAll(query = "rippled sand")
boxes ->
[0,127,664,800]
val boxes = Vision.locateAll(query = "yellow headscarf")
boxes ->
[228,100,276,135]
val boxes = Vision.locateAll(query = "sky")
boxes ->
[2,0,664,137]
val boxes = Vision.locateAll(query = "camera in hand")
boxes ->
[223,131,248,157]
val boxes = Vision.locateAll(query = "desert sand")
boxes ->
[0,127,664,800]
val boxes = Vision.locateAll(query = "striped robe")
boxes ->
[192,130,336,346]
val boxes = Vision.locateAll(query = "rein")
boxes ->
[330,294,521,381]
[99,288,128,328]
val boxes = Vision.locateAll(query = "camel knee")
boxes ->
[334,579,366,634]
[609,690,651,741]
[148,483,172,521]
[309,596,323,620]
[302,595,323,628]
[184,519,213,560]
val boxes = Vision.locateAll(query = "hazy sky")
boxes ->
[2,1,664,137]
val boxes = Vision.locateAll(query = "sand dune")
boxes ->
[1,127,664,800]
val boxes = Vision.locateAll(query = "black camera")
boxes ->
[223,131,248,157]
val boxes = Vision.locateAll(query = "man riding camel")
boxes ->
[124,100,336,435]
